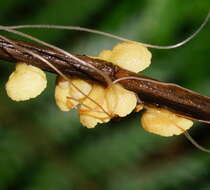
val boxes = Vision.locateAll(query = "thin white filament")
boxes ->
[113,76,199,92]
[184,131,210,153]
[113,76,210,124]
[146,108,210,153]
[3,10,209,49]
[0,26,117,116]
[172,121,210,153]
[67,97,111,114]
[0,11,209,127]
[0,35,65,78]
[0,33,111,117]
[0,26,112,86]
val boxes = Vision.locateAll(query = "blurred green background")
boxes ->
[0,0,210,189]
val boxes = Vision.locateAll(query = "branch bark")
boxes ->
[0,37,210,123]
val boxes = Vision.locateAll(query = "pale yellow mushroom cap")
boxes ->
[80,114,103,129]
[56,41,150,128]
[55,77,92,111]
[97,42,152,73]
[69,79,93,100]
[79,84,110,128]
[98,50,112,61]
[105,84,137,117]
[6,62,47,101]
[79,83,138,128]
[109,42,152,72]
[141,108,193,137]
[55,78,71,111]
[80,109,110,128]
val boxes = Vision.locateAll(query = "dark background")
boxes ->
[0,0,210,189]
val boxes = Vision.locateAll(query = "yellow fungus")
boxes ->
[98,50,112,61]
[55,77,92,111]
[98,42,152,73]
[105,84,137,117]
[141,107,193,137]
[79,84,110,128]
[6,62,47,101]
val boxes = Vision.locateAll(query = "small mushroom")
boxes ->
[141,107,193,137]
[6,62,47,101]
[98,42,152,73]
[55,77,92,111]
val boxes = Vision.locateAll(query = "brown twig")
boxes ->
[0,37,210,123]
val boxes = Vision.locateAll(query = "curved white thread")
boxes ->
[113,76,210,124]
[184,130,210,153]
[3,10,209,49]
[0,26,112,86]
[0,33,111,117]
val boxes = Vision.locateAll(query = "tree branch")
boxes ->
[0,37,210,123]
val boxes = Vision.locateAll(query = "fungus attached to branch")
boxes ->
[99,42,152,72]
[0,13,210,151]
[54,41,194,134]
[0,36,210,137]
[55,77,92,111]
[0,39,198,134]
[141,107,193,137]
[54,42,143,128]
[6,62,47,101]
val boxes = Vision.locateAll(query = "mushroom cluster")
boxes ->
[5,41,193,136]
